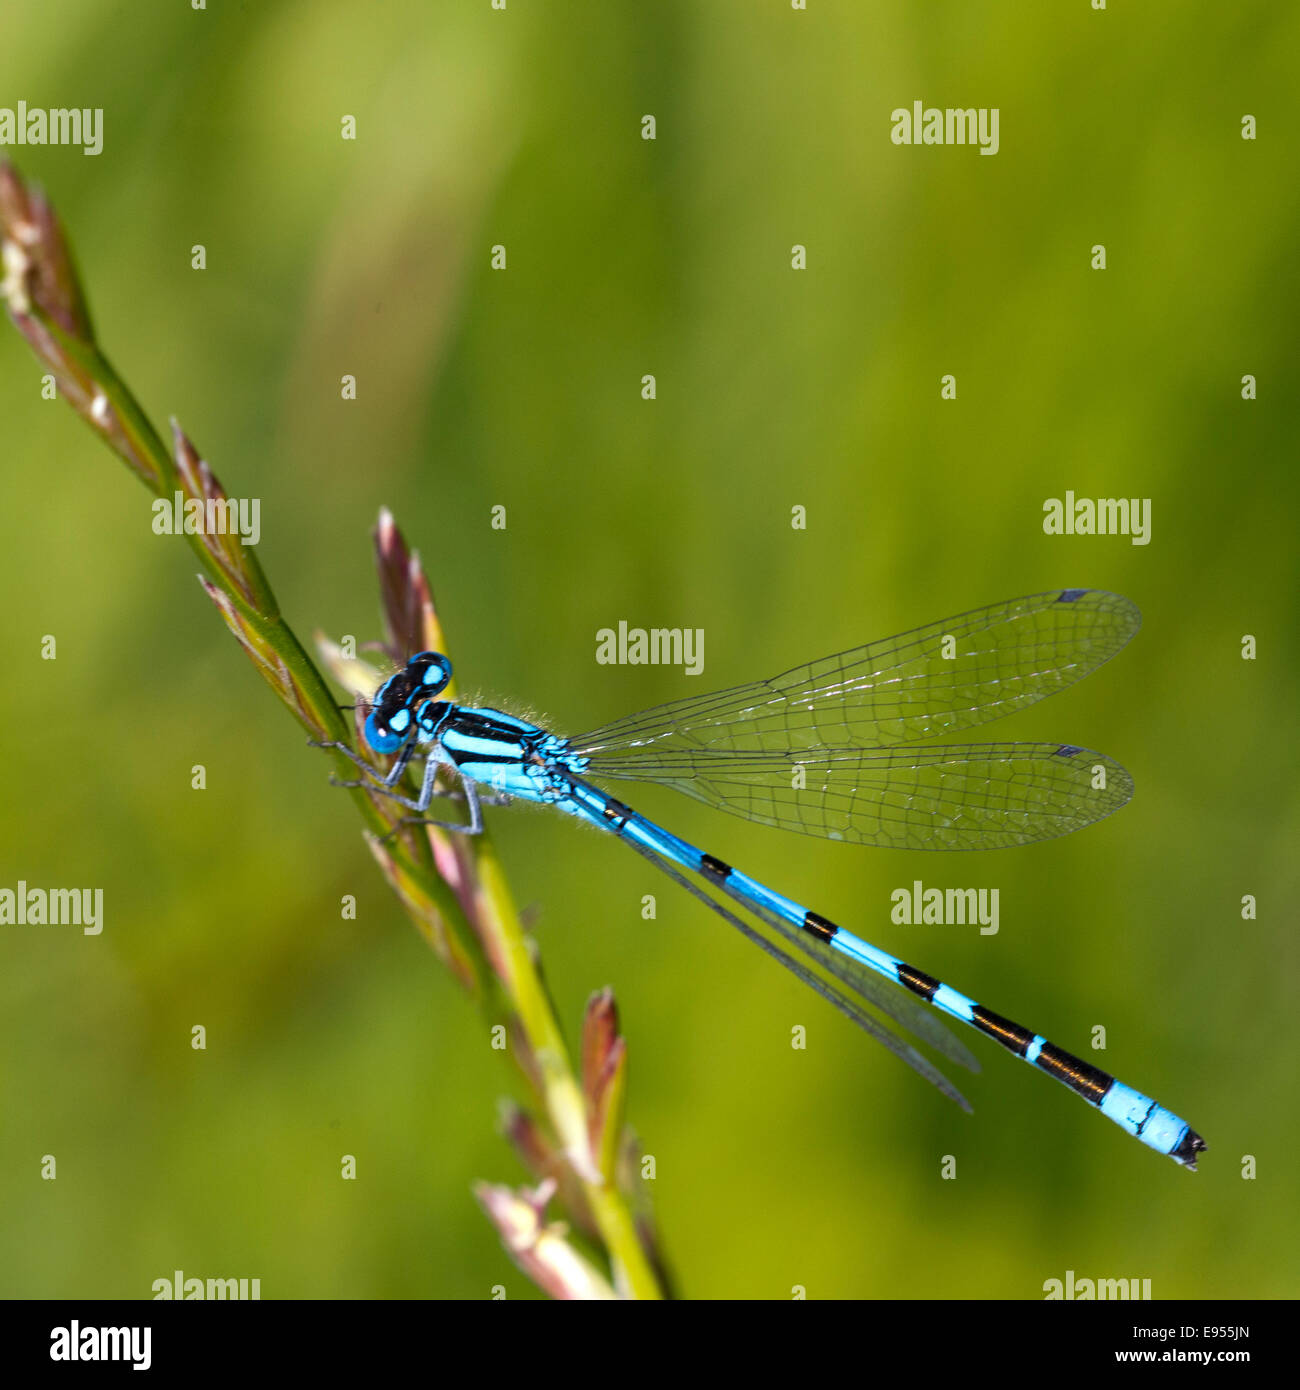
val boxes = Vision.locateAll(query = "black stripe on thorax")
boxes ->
[415,700,452,734]
[450,711,528,741]
[1032,1042,1114,1105]
[447,749,520,767]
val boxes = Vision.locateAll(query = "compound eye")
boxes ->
[416,653,452,694]
[363,709,403,755]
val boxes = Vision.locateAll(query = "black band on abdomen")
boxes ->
[896,963,940,1000]
[971,1006,1036,1058]
[802,911,837,943]
[1033,1042,1114,1105]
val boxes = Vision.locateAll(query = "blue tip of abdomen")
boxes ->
[1100,1080,1206,1169]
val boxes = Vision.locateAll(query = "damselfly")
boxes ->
[319,588,1205,1168]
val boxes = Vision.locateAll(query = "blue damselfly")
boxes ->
[318,588,1205,1168]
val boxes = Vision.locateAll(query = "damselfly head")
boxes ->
[362,651,453,754]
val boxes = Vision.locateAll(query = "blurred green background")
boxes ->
[2,0,1297,1299]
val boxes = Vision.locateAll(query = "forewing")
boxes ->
[572,589,1139,757]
